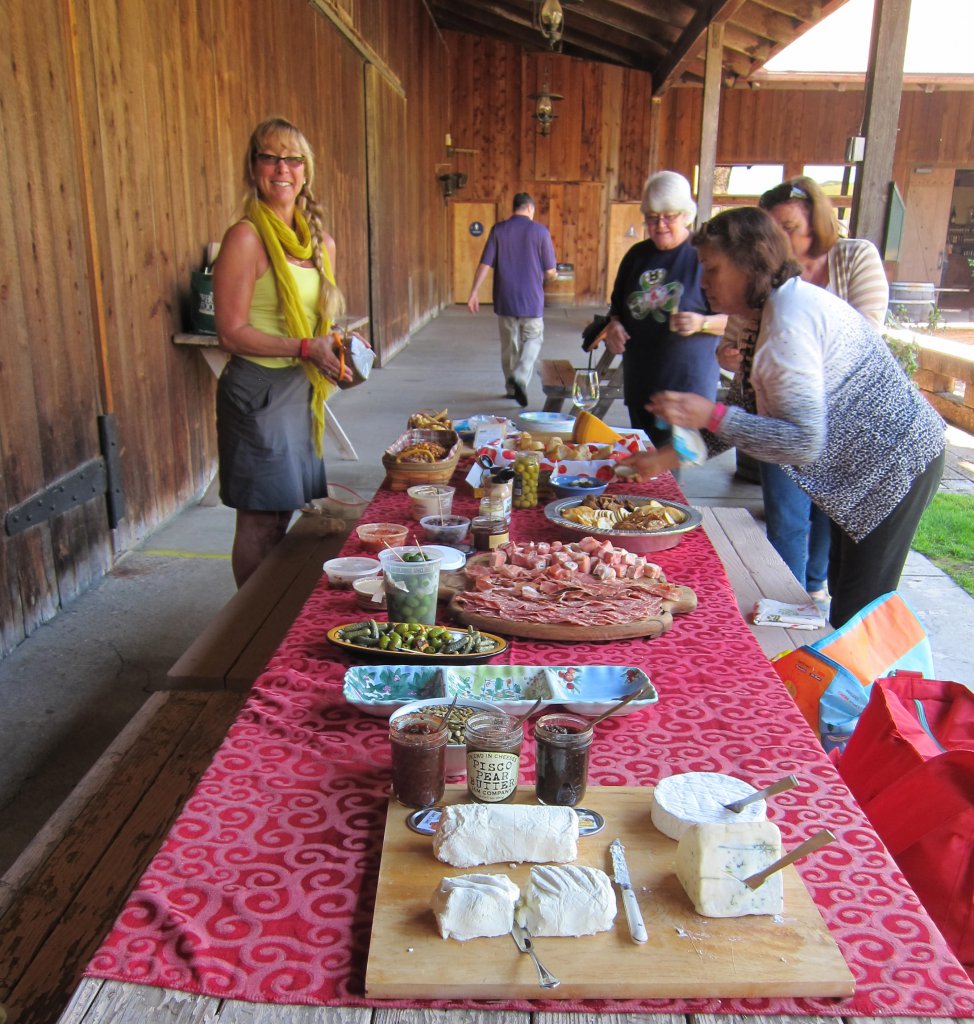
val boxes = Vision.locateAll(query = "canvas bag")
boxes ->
[834,671,974,975]
[772,591,933,746]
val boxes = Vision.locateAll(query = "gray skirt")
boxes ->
[216,356,327,511]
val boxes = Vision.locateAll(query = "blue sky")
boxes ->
[765,0,973,74]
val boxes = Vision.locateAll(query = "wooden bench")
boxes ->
[0,688,246,1024]
[913,335,974,435]
[700,505,832,658]
[167,512,355,691]
[539,346,624,419]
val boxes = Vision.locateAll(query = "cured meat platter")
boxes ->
[444,540,697,642]
[365,785,855,1000]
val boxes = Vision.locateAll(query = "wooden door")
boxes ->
[606,203,644,303]
[452,202,496,303]
[897,167,955,285]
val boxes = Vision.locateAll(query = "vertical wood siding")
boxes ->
[0,0,448,656]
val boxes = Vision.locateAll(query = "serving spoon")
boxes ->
[587,685,653,728]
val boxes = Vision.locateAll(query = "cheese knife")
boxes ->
[609,838,648,944]
[510,920,560,988]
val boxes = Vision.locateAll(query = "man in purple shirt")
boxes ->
[467,193,557,407]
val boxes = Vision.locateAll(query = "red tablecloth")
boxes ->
[87,474,974,1015]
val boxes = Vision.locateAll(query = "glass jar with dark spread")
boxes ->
[465,711,523,802]
[471,514,509,551]
[389,712,447,807]
[534,712,593,806]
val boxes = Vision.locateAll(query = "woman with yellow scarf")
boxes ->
[214,117,354,586]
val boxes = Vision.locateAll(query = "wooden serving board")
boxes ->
[449,599,673,641]
[365,785,855,1001]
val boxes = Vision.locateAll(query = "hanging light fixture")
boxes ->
[536,0,564,49]
[529,62,563,136]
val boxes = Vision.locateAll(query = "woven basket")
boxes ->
[382,428,461,491]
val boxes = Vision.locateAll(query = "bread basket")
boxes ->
[382,428,461,491]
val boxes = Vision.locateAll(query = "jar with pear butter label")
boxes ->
[465,711,523,802]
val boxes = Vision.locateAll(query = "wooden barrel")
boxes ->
[889,282,936,323]
[544,262,576,307]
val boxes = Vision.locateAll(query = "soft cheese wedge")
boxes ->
[519,864,617,937]
[651,771,766,841]
[430,873,520,941]
[675,820,784,918]
[433,804,578,868]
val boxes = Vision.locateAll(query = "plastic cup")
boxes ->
[378,546,443,625]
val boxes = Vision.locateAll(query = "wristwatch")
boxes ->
[701,319,711,333]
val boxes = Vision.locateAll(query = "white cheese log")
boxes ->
[433,803,578,867]
[675,821,784,918]
[651,771,766,840]
[430,873,520,941]
[519,864,617,937]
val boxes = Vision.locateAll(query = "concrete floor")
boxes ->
[2,305,973,873]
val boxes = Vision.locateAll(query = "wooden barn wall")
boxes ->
[0,0,449,657]
[444,29,974,304]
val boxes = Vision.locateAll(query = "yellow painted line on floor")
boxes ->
[140,549,232,560]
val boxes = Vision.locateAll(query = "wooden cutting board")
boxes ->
[449,600,674,641]
[443,567,696,642]
[365,785,855,1000]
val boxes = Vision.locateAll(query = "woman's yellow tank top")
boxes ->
[244,263,320,369]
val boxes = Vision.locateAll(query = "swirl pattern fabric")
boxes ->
[87,473,974,1015]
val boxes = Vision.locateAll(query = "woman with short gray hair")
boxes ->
[602,171,726,447]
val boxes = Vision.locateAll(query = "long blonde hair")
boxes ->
[243,116,346,327]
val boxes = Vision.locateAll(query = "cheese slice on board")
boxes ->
[433,803,579,867]
[675,820,784,918]
[572,411,624,445]
[651,771,766,840]
[519,864,617,937]
[431,873,520,941]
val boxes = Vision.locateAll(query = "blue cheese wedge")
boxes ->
[519,864,617,936]
[430,873,520,940]
[675,821,784,918]
[651,771,766,841]
[433,804,578,867]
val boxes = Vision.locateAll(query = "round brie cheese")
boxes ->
[651,771,766,840]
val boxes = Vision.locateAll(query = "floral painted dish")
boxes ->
[342,664,657,718]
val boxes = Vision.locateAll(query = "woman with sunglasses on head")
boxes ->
[725,177,889,610]
[214,116,355,587]
[602,171,727,447]
[619,207,944,629]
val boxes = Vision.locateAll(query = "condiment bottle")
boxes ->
[534,712,593,806]
[389,712,447,807]
[485,468,515,518]
[470,514,509,551]
[465,711,523,802]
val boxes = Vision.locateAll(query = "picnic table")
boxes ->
[55,469,974,1023]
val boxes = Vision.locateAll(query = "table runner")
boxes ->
[87,473,974,1015]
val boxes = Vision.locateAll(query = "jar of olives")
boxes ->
[512,452,541,509]
[378,547,442,625]
[466,711,523,802]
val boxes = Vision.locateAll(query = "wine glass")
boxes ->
[572,369,600,413]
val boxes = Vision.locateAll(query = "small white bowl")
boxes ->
[352,576,386,610]
[323,556,382,588]
[390,697,504,776]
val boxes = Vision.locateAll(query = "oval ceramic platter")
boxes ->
[327,622,508,664]
[544,494,703,553]
[343,663,658,717]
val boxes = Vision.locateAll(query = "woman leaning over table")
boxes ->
[619,207,945,629]
[602,171,727,448]
[214,116,353,587]
[720,176,890,610]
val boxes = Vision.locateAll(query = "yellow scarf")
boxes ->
[246,197,335,457]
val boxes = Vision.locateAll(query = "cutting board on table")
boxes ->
[443,567,696,642]
[365,785,855,1000]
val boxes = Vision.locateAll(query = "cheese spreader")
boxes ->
[609,838,648,943]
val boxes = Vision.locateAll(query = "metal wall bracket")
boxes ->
[5,459,108,536]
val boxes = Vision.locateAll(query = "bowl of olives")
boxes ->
[390,697,503,776]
